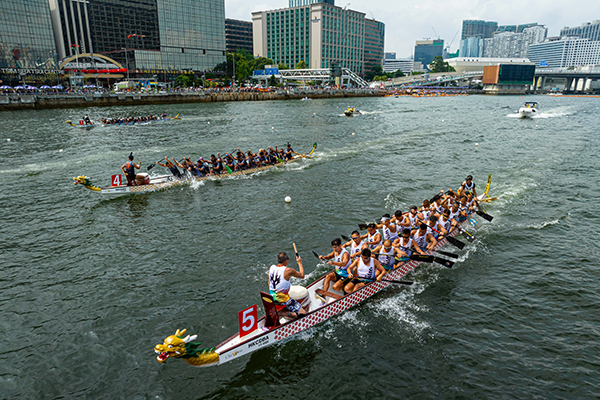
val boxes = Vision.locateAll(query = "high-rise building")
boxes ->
[253,2,384,76]
[0,0,57,70]
[484,26,547,58]
[461,20,498,40]
[414,39,443,69]
[225,19,253,54]
[560,20,600,41]
[50,0,225,73]
[459,37,484,57]
[290,0,334,6]
[364,18,385,76]
[528,37,600,68]
[384,52,396,60]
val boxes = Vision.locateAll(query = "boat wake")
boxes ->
[527,218,560,230]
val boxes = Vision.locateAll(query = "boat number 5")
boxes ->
[111,174,121,187]
[238,304,258,338]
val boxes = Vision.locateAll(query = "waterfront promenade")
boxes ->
[0,88,385,111]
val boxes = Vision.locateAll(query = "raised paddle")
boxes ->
[341,234,351,242]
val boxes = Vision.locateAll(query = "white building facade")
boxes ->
[484,26,547,58]
[528,37,600,68]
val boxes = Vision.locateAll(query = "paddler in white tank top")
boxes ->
[376,214,399,243]
[268,251,306,319]
[408,206,422,229]
[343,230,365,260]
[396,228,426,257]
[391,210,410,240]
[419,199,433,222]
[344,248,386,294]
[413,223,437,252]
[372,239,404,271]
[363,223,382,250]
[318,238,353,296]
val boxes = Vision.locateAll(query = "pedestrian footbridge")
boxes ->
[252,68,368,88]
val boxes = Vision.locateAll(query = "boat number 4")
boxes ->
[111,174,122,187]
[238,304,258,338]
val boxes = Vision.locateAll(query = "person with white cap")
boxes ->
[375,213,399,244]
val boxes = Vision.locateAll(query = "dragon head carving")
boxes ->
[154,328,219,367]
[73,175,101,192]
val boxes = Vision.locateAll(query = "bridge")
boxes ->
[381,71,483,89]
[533,67,600,93]
[252,68,368,88]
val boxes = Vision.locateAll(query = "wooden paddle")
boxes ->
[293,243,299,258]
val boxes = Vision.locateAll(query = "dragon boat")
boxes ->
[73,143,317,195]
[154,178,494,368]
[66,113,180,128]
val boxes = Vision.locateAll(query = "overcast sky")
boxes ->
[225,0,600,57]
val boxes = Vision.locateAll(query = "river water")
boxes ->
[1,95,599,399]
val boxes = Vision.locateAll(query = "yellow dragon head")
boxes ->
[154,329,220,367]
[73,175,101,192]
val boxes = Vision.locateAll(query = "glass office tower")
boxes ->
[0,0,57,69]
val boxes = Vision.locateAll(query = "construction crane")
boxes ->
[432,27,440,40]
[445,30,460,53]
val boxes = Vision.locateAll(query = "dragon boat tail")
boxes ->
[154,179,494,368]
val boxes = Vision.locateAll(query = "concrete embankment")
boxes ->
[0,89,386,111]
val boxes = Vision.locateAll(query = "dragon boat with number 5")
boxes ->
[73,143,317,195]
[154,177,494,368]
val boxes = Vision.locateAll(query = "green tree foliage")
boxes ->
[214,51,279,84]
[296,60,307,69]
[175,74,191,87]
[428,56,456,73]
[269,74,277,86]
[278,63,289,70]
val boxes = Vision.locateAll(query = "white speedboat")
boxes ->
[518,102,540,118]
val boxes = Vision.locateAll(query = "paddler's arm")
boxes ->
[156,161,167,167]
[329,251,349,267]
[321,250,335,261]
[134,158,141,169]
[412,241,426,255]
[374,259,386,281]
[426,234,437,251]
[120,165,126,174]
[366,233,381,247]
[347,259,359,279]
[285,256,304,279]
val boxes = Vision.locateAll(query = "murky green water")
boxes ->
[1,95,599,399]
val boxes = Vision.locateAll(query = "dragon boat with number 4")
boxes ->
[154,177,496,368]
[73,143,317,195]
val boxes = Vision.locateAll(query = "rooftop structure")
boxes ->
[560,20,600,41]
[446,57,531,74]
[289,0,334,6]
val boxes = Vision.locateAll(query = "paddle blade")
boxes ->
[341,234,350,242]
[409,254,434,263]
[446,236,466,250]
[225,165,233,174]
[312,250,321,260]
[433,257,454,268]
[358,223,368,230]
[476,210,493,222]
[436,250,458,259]
[147,164,155,171]
[460,230,476,243]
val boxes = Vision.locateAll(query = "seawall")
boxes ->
[0,89,386,111]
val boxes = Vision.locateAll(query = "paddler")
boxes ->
[344,248,386,294]
[396,228,425,257]
[121,152,141,186]
[155,156,182,179]
[268,252,306,320]
[376,214,399,245]
[285,143,298,160]
[342,230,365,260]
[363,223,382,250]
[83,114,91,125]
[318,238,352,294]
[413,223,438,252]
[458,175,478,198]
[372,239,404,271]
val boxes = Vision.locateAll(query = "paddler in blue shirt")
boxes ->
[121,153,140,186]
[285,143,298,160]
[155,157,182,179]
[268,252,306,320]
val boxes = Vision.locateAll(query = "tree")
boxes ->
[365,64,383,82]
[278,63,289,70]
[428,56,455,73]
[296,60,307,69]
[269,74,277,86]
[175,74,191,87]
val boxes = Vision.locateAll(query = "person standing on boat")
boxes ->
[155,157,182,179]
[121,153,140,186]
[344,248,386,294]
[319,238,352,294]
[268,252,306,320]
[458,175,478,198]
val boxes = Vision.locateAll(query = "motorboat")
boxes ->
[518,102,540,118]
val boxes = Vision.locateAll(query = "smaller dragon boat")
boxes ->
[154,179,494,368]
[73,143,317,195]
[66,113,180,128]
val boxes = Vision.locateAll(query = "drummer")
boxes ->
[268,252,306,320]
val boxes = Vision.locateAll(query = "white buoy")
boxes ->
[272,127,275,130]
[207,121,210,124]
[374,117,376,119]
[475,143,479,146]
[284,196,292,203]
[441,119,444,122]
[59,149,63,153]
[6,138,10,142]
[352,132,355,136]
[535,125,538,128]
